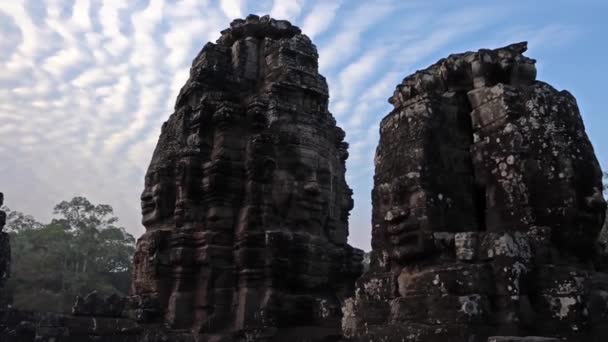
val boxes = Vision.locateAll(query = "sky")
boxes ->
[0,0,607,251]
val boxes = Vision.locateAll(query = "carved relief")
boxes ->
[132,15,362,340]
[346,42,608,342]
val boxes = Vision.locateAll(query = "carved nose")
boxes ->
[140,191,152,202]
[385,210,396,222]
[385,208,409,222]
[304,181,320,196]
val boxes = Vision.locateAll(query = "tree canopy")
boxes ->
[2,196,135,313]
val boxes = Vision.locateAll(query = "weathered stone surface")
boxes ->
[487,338,559,342]
[72,291,127,317]
[344,42,608,342]
[1,310,144,342]
[0,192,11,310]
[0,193,5,231]
[131,14,362,340]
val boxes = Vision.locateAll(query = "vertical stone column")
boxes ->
[132,15,362,341]
[0,192,11,310]
[344,43,608,342]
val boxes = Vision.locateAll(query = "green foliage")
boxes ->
[3,196,135,313]
[2,208,43,233]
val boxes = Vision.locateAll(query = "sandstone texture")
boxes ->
[0,193,11,310]
[131,14,362,341]
[487,337,559,342]
[343,42,608,342]
[0,19,606,342]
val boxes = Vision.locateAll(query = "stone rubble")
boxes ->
[72,291,128,318]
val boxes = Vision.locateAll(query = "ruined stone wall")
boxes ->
[343,43,608,342]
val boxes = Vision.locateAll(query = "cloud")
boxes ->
[270,0,303,21]
[338,49,388,100]
[317,1,394,72]
[72,67,115,88]
[220,0,245,20]
[43,48,89,77]
[163,20,206,69]
[300,0,342,40]
[499,24,580,51]
[69,0,92,31]
[0,0,591,252]
[98,0,130,57]
[0,2,44,58]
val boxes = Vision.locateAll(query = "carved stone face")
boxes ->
[247,100,269,129]
[132,230,171,323]
[0,211,5,230]
[377,181,430,263]
[272,142,333,235]
[141,169,176,228]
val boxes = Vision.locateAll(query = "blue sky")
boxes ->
[0,0,606,251]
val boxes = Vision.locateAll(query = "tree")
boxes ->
[5,197,135,313]
[2,207,44,232]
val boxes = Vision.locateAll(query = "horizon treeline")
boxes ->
[1,196,135,313]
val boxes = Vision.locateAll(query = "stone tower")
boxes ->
[342,43,608,342]
[132,15,362,341]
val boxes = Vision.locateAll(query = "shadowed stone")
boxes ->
[72,291,127,317]
[487,338,559,342]
[0,192,11,310]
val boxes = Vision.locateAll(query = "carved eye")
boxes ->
[317,169,331,185]
[395,191,408,205]
[152,184,162,196]
[263,159,276,179]
[381,194,390,206]
[377,183,391,205]
[293,164,310,180]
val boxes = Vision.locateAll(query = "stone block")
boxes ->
[487,337,559,342]
[390,294,491,325]
[455,232,479,260]
[398,264,494,297]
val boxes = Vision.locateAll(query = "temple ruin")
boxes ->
[342,42,608,342]
[1,16,607,342]
[131,13,363,340]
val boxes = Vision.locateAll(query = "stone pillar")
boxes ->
[344,42,608,342]
[0,192,11,310]
[132,15,363,341]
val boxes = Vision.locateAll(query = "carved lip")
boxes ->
[386,219,419,238]
[141,202,155,214]
[386,222,407,235]
[298,200,326,212]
